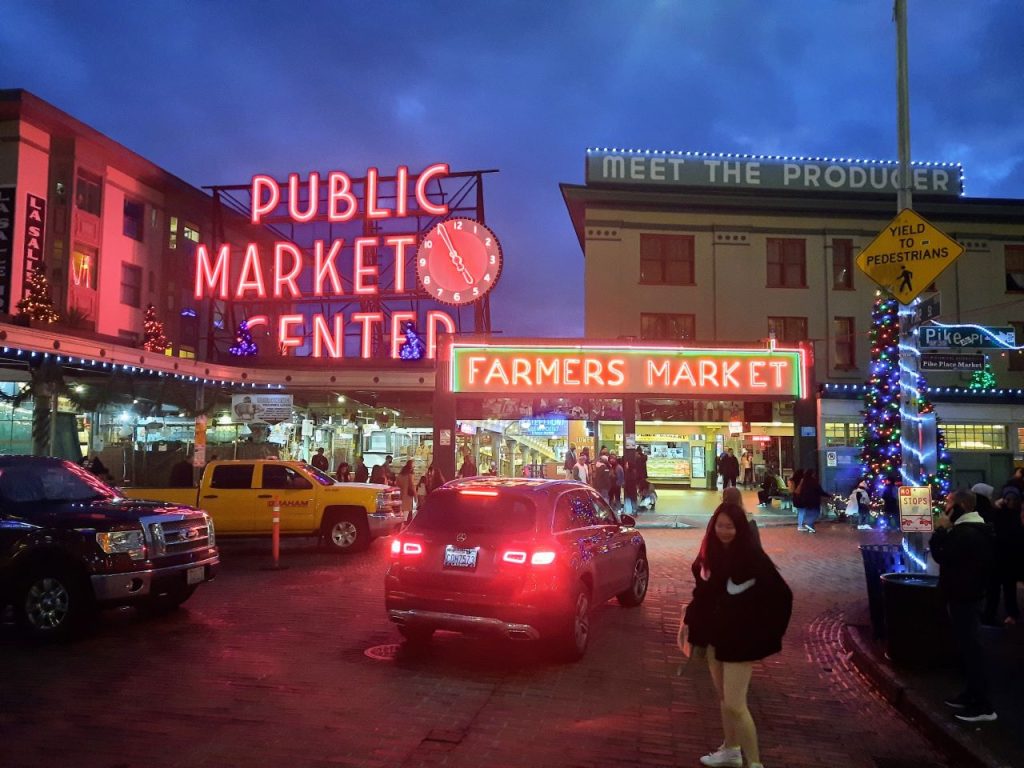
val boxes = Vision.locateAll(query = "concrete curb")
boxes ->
[842,621,1010,768]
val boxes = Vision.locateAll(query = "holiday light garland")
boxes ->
[968,356,997,390]
[15,269,61,324]
[228,320,258,357]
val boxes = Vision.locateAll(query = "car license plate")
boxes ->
[443,545,478,569]
[186,566,205,585]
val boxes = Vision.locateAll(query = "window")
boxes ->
[120,263,142,307]
[766,238,806,288]
[767,316,808,343]
[183,223,200,243]
[552,491,596,531]
[123,199,145,241]
[261,465,312,490]
[640,313,695,341]
[588,492,617,524]
[75,170,102,215]
[943,424,1006,451]
[639,234,695,284]
[1009,322,1024,372]
[832,238,854,289]
[824,422,864,447]
[833,316,856,368]
[168,216,178,249]
[1006,246,1024,292]
[117,329,140,345]
[71,245,96,289]
[210,464,255,489]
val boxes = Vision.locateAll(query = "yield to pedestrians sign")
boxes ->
[856,209,964,304]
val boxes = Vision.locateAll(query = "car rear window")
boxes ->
[415,489,537,534]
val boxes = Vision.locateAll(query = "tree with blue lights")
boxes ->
[859,293,951,500]
[399,321,425,360]
[228,319,258,357]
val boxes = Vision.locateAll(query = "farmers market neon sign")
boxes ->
[450,344,807,398]
[193,163,455,358]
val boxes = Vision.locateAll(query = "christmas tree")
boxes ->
[16,269,61,324]
[142,303,169,352]
[398,321,425,360]
[859,293,951,498]
[228,319,258,357]
[968,356,997,390]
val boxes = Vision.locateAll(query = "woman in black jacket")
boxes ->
[678,503,792,768]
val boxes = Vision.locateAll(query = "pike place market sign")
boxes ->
[450,344,808,398]
[585,149,962,196]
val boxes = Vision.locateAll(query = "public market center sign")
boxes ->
[450,343,807,398]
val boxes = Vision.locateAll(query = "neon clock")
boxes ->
[416,218,502,305]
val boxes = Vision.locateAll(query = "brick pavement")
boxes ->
[0,524,968,768]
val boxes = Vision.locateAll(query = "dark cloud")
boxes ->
[3,0,1022,337]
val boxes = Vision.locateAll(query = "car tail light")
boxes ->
[459,489,498,497]
[390,539,423,556]
[502,549,556,566]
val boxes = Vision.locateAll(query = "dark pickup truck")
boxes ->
[0,456,219,641]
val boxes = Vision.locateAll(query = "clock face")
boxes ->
[416,218,502,305]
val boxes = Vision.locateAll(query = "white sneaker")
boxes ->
[699,746,742,767]
[857,524,870,530]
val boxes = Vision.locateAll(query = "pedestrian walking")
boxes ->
[311,447,329,472]
[794,469,830,533]
[981,485,1022,626]
[623,459,638,515]
[881,473,900,530]
[609,456,623,510]
[722,486,761,549]
[574,453,590,485]
[563,443,577,480]
[678,502,793,768]
[930,489,998,722]
[396,460,415,522]
[592,456,612,502]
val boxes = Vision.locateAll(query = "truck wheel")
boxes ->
[138,584,198,616]
[554,581,591,662]
[616,553,650,607]
[16,566,92,642]
[322,512,370,554]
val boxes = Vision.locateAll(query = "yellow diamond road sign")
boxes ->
[856,208,964,304]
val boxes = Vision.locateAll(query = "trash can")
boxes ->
[880,573,953,667]
[859,544,909,639]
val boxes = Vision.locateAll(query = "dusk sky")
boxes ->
[2,1,1022,337]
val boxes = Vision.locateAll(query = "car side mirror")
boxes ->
[620,514,636,527]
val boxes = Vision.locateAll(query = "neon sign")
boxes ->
[193,164,458,359]
[450,344,807,398]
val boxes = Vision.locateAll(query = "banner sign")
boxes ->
[0,187,13,313]
[919,325,1016,349]
[450,344,807,398]
[231,393,294,424]
[585,150,961,196]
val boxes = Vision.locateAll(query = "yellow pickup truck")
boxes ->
[121,460,404,553]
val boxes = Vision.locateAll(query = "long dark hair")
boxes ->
[696,503,757,578]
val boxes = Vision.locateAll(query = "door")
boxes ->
[257,464,316,533]
[200,464,257,532]
[588,490,636,596]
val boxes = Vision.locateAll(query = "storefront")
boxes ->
[431,337,816,485]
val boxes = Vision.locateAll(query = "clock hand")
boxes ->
[436,223,475,285]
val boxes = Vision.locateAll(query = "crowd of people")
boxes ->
[562,443,657,515]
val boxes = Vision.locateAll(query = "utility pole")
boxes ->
[895,0,928,563]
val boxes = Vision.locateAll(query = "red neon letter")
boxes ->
[351,312,383,359]
[245,315,268,331]
[194,244,230,299]
[279,314,305,354]
[354,237,379,294]
[251,175,279,224]
[273,242,303,298]
[749,361,767,388]
[327,172,357,222]
[288,172,320,223]
[364,167,390,219]
[606,359,626,387]
[467,356,487,384]
[415,163,450,216]
[427,310,456,359]
[314,239,344,296]
[769,361,788,388]
[236,244,267,298]
[390,311,417,358]
[395,166,409,217]
[385,234,416,293]
[312,314,344,358]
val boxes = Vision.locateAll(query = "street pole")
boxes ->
[895,0,927,566]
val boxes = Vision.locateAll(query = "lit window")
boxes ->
[183,224,200,243]
[168,216,178,250]
[943,424,1006,450]
[71,246,96,289]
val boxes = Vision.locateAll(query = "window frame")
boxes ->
[74,170,102,216]
[833,316,856,369]
[120,262,143,307]
[639,233,696,286]
[766,237,807,288]
[1006,245,1024,293]
[640,312,696,342]
[832,238,854,290]
[123,198,145,242]
[767,316,808,343]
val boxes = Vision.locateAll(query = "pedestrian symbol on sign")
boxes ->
[897,266,913,293]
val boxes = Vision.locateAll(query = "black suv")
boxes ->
[0,456,218,641]
[385,478,649,660]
